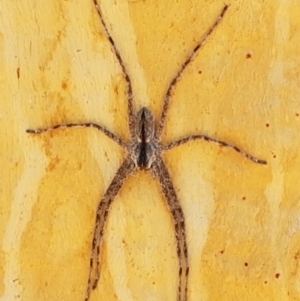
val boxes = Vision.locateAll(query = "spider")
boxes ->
[26,1,267,301]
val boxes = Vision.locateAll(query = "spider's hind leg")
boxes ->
[152,156,189,301]
[85,155,136,301]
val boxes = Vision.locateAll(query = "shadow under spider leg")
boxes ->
[26,1,267,301]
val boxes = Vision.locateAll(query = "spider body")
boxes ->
[131,107,158,169]
[26,2,267,301]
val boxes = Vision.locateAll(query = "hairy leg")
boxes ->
[155,5,229,140]
[162,134,267,164]
[27,122,127,148]
[85,156,136,301]
[152,156,189,301]
[93,0,135,139]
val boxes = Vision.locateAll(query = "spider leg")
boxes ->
[92,0,135,140]
[85,155,136,301]
[162,134,267,164]
[152,156,189,301]
[155,5,228,140]
[26,122,127,148]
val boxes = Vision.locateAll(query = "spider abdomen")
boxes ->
[131,142,158,169]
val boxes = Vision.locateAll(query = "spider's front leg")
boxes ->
[155,5,229,140]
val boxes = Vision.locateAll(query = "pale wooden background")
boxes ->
[1,0,300,300]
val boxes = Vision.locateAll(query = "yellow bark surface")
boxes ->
[1,0,300,300]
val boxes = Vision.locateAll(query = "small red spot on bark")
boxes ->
[61,81,67,90]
